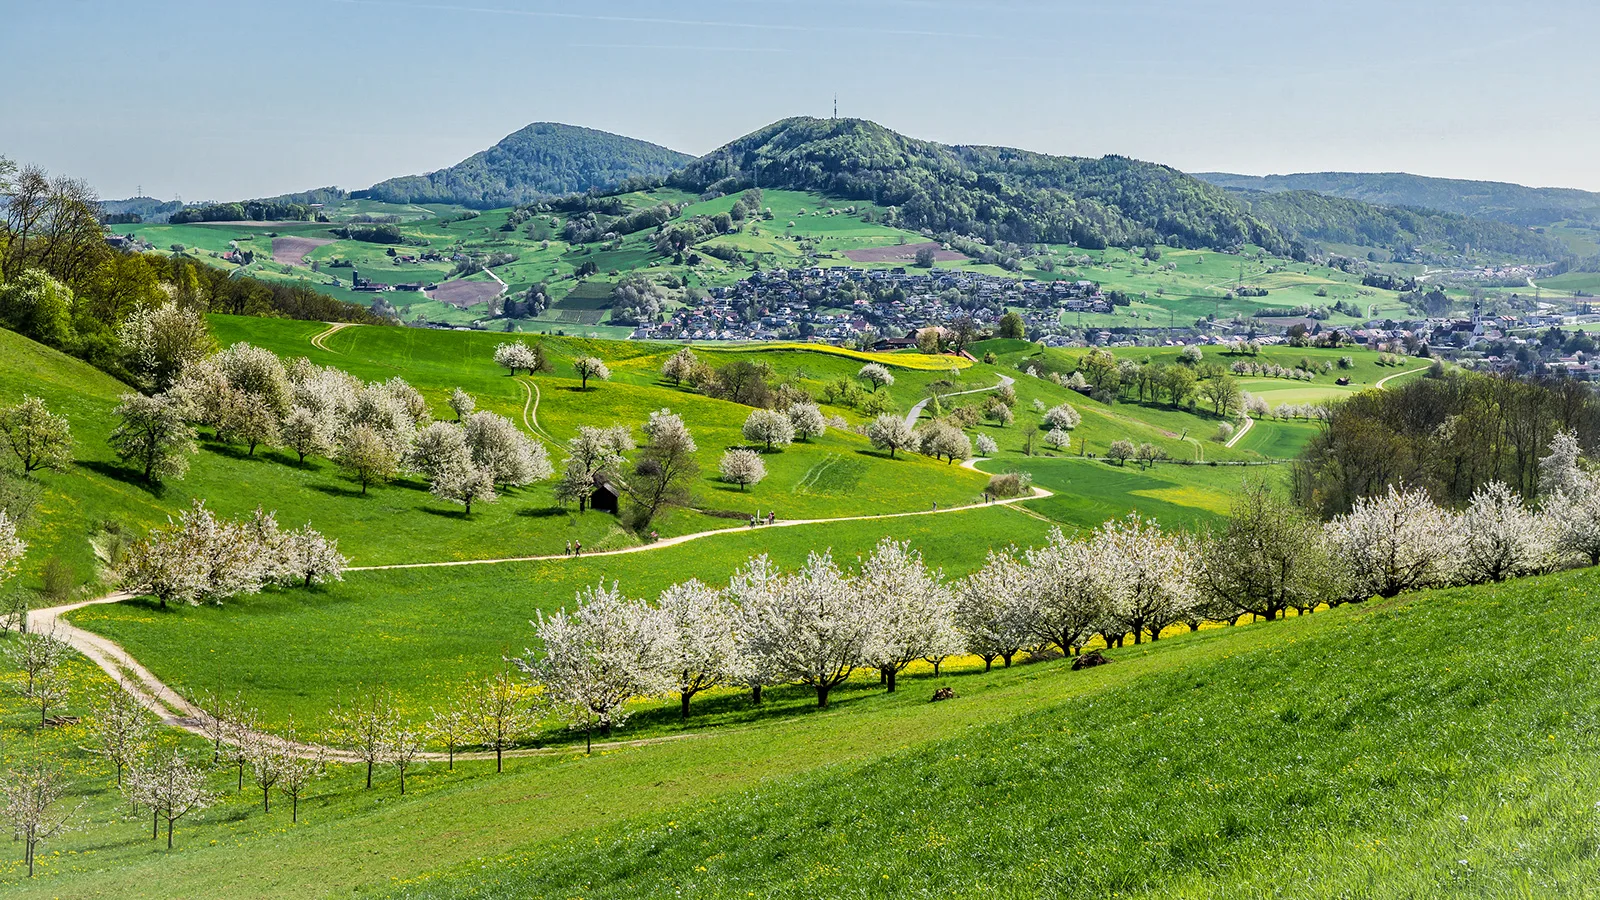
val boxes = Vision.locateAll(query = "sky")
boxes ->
[4,0,1599,200]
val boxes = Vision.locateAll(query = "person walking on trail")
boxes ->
[767,511,775,526]
[932,501,938,512]
[574,540,582,556]
[565,540,572,557]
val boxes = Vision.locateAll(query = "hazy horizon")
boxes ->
[5,0,1598,200]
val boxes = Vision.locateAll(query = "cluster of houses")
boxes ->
[628,266,1104,343]
[351,269,428,293]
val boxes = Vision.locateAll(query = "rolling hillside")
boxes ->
[664,117,1565,259]
[1196,170,1600,227]
[363,122,695,208]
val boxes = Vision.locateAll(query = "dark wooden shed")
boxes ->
[591,474,621,514]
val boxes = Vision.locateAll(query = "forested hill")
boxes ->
[1195,171,1600,227]
[1233,189,1563,260]
[664,117,1564,259]
[668,116,1282,251]
[364,123,694,207]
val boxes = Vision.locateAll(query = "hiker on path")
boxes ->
[574,540,582,556]
[565,540,572,557]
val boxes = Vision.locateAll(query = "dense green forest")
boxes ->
[363,122,694,207]
[668,117,1280,251]
[1235,189,1564,259]
[664,117,1566,259]
[1197,170,1600,227]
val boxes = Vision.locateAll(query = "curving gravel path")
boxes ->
[904,374,1016,429]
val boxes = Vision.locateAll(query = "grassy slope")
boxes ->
[21,565,1600,899]
[394,566,1600,900]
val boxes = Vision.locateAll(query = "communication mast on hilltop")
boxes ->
[833,94,837,120]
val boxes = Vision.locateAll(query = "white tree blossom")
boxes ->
[407,421,470,481]
[0,511,23,587]
[787,402,827,441]
[572,356,611,390]
[857,538,958,692]
[1324,484,1459,599]
[642,408,696,453]
[1025,528,1104,654]
[117,301,212,391]
[1457,481,1555,583]
[280,405,333,464]
[974,433,999,457]
[652,579,739,719]
[0,396,73,473]
[1,757,76,875]
[917,421,971,464]
[1043,403,1081,430]
[867,414,915,459]
[275,524,347,588]
[718,448,767,490]
[465,411,552,486]
[448,387,476,421]
[1092,514,1197,644]
[524,582,671,752]
[662,347,698,386]
[1044,427,1071,452]
[1546,475,1600,566]
[955,548,1036,670]
[1539,429,1584,498]
[858,363,894,390]
[494,341,538,376]
[431,458,499,516]
[733,552,871,708]
[742,408,795,451]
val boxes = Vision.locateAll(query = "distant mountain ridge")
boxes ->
[1194,171,1600,227]
[363,122,694,208]
[663,116,1564,259]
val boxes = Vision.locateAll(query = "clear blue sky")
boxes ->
[4,0,1597,200]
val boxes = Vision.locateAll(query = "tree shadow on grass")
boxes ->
[418,507,470,520]
[308,483,367,499]
[75,460,165,497]
[515,507,567,519]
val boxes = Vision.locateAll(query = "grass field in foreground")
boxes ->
[391,565,1600,900]
[26,563,1600,899]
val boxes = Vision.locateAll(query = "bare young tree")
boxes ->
[385,723,425,795]
[88,679,151,787]
[275,721,327,824]
[0,755,77,875]
[4,630,68,724]
[428,706,468,771]
[245,730,287,813]
[460,663,538,772]
[137,749,213,850]
[329,686,398,789]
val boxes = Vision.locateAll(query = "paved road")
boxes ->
[904,374,1016,429]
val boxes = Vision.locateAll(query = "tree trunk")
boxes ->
[292,794,299,823]
[984,658,993,672]
[816,683,830,708]
[750,684,762,705]
[496,743,504,772]
[366,760,373,789]
[167,819,174,850]
[152,809,159,840]
[886,669,897,693]
[447,745,454,771]
[584,722,592,755]
[680,690,692,720]
[1002,651,1014,667]
[399,769,406,795]
[1133,630,1143,645]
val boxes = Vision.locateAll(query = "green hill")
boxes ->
[1196,170,1600,227]
[363,123,695,208]
[664,117,1564,260]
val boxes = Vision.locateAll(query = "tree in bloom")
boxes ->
[1043,403,1081,430]
[787,402,827,441]
[109,392,196,483]
[652,579,738,719]
[0,511,23,587]
[493,341,537,376]
[1044,427,1071,452]
[555,425,632,511]
[917,421,970,464]
[280,405,332,465]
[431,459,499,516]
[662,347,698,386]
[1324,484,1458,599]
[717,450,765,493]
[448,387,476,422]
[0,396,73,473]
[1457,481,1555,583]
[735,552,871,708]
[87,678,151,788]
[275,524,347,588]
[523,581,671,752]
[742,408,794,451]
[955,548,1035,670]
[336,424,399,495]
[1106,438,1135,466]
[465,411,552,486]
[572,356,611,390]
[974,433,999,457]
[856,538,959,693]
[1545,475,1600,566]
[0,756,75,875]
[1198,481,1335,621]
[1024,528,1104,654]
[858,363,894,390]
[1092,514,1197,644]
[407,421,470,482]
[867,414,914,459]
[117,301,213,391]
